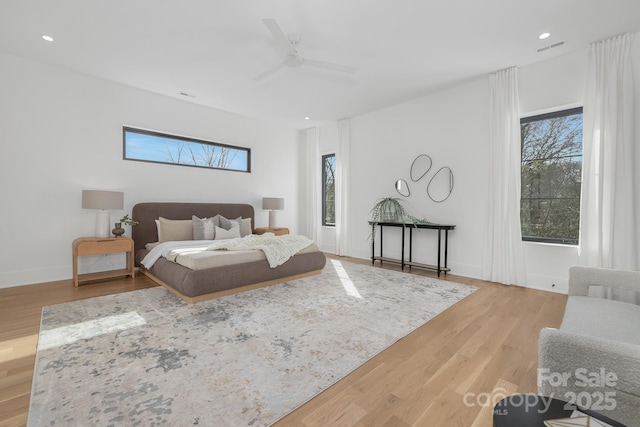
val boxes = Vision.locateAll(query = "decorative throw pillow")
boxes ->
[216,214,235,230]
[158,217,193,242]
[214,224,240,240]
[192,215,216,240]
[237,217,252,237]
[217,215,252,237]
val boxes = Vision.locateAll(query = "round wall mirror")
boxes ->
[410,154,432,182]
[427,167,454,202]
[395,179,410,197]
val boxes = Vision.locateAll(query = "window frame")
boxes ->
[123,126,251,173]
[322,153,336,227]
[520,106,583,245]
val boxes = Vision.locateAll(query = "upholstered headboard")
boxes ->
[131,202,255,259]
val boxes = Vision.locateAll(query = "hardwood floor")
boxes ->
[0,257,567,427]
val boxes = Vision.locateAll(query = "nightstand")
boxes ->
[254,227,289,236]
[72,237,135,286]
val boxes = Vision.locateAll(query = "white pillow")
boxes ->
[214,224,240,240]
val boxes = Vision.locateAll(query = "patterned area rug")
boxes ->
[29,260,477,426]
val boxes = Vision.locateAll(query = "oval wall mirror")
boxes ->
[427,167,454,202]
[410,154,432,182]
[395,179,410,197]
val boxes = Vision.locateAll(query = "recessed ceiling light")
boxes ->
[42,35,54,42]
[539,32,551,40]
[304,116,310,120]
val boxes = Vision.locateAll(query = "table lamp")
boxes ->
[82,190,124,237]
[262,197,284,228]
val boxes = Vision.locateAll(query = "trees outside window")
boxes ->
[123,127,250,172]
[322,154,336,226]
[520,107,583,244]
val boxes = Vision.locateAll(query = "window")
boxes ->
[520,107,583,244]
[322,154,336,226]
[123,126,251,173]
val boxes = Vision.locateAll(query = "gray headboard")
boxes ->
[131,202,255,260]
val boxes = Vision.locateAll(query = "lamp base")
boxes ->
[268,210,277,229]
[95,210,110,238]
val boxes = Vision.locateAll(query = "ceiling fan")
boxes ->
[253,18,357,81]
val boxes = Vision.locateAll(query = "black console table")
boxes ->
[369,221,455,277]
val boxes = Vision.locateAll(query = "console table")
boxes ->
[369,221,455,277]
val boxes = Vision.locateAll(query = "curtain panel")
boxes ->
[335,118,351,256]
[579,33,637,270]
[303,127,320,242]
[482,67,527,286]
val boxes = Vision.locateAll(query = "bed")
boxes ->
[132,202,327,303]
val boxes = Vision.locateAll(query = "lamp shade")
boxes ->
[82,190,124,210]
[262,197,284,210]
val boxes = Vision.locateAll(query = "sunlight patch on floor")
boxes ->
[0,334,39,364]
[331,259,363,299]
[38,312,146,350]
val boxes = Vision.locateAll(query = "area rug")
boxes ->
[28,259,477,426]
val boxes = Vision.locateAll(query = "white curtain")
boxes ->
[335,118,351,256]
[482,67,526,285]
[578,33,637,270]
[303,127,320,242]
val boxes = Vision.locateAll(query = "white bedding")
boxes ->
[140,240,215,269]
[140,236,317,270]
[207,233,314,268]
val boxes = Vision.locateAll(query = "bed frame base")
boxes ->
[141,268,322,304]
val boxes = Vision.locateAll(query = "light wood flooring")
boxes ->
[0,255,567,427]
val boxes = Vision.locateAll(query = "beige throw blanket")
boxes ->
[207,233,313,268]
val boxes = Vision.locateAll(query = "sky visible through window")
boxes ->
[124,129,250,172]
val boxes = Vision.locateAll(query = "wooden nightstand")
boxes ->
[254,227,289,236]
[72,237,135,286]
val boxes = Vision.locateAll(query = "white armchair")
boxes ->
[538,266,640,427]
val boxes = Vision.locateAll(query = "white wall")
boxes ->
[0,52,298,288]
[348,78,490,282]
[318,32,640,293]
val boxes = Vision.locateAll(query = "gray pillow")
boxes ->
[192,215,216,240]
[217,215,252,237]
[216,214,234,230]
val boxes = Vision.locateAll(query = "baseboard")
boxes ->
[0,253,128,289]
[0,265,70,289]
[524,272,569,294]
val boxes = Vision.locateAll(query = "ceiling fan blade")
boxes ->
[262,18,295,54]
[252,60,287,81]
[302,58,357,74]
